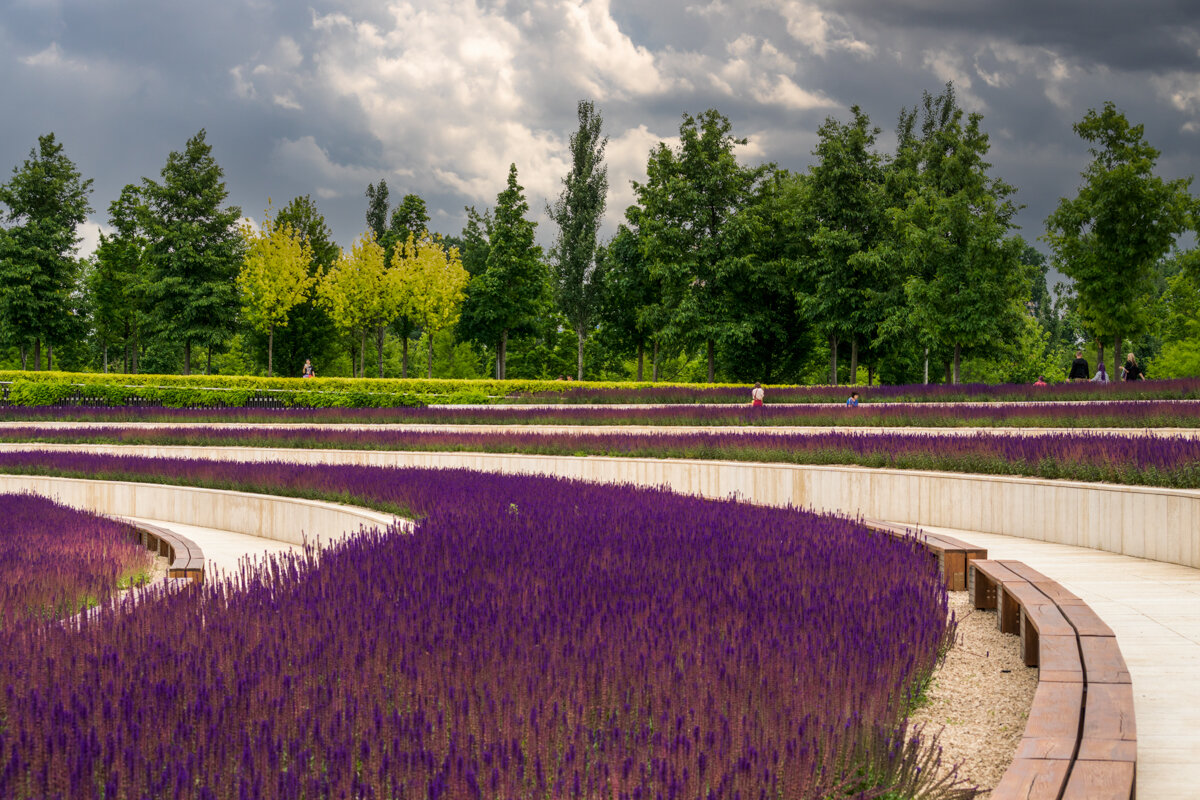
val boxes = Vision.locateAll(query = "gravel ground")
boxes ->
[910,591,1039,797]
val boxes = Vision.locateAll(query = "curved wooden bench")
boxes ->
[130,521,205,584]
[969,559,1136,799]
[866,519,987,591]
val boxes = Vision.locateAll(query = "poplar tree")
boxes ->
[141,129,242,374]
[90,184,148,373]
[0,132,93,370]
[549,100,608,380]
[271,195,340,378]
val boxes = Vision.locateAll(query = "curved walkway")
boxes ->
[121,515,300,574]
[917,523,1200,798]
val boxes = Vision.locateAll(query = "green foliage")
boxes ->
[140,129,243,374]
[548,100,608,379]
[633,109,770,382]
[1046,101,1194,375]
[0,133,93,363]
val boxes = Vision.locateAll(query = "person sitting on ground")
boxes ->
[751,382,765,407]
[1033,375,1048,386]
[1092,361,1109,383]
[1068,349,1090,382]
[1123,352,1146,381]
[845,391,859,407]
[302,358,315,378]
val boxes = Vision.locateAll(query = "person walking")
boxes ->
[1122,352,1145,381]
[751,382,765,407]
[1092,361,1109,383]
[302,359,315,378]
[1068,350,1090,382]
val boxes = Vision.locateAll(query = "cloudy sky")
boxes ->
[3,0,1198,262]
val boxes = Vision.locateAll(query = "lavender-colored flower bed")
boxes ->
[0,459,962,798]
[3,398,1200,427]
[511,378,1200,405]
[0,493,152,630]
[6,423,1200,488]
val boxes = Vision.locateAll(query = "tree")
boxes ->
[596,222,663,380]
[879,85,1029,383]
[802,106,887,384]
[387,193,430,377]
[317,231,390,377]
[1045,101,1194,376]
[633,110,768,382]
[549,100,608,380]
[365,180,390,242]
[458,164,547,379]
[393,233,469,377]
[270,195,341,378]
[90,184,148,372]
[237,204,316,376]
[0,132,93,370]
[141,129,243,374]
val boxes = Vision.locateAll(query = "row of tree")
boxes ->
[1,87,1195,384]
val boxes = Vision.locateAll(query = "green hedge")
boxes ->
[0,370,691,408]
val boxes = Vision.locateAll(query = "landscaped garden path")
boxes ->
[121,515,300,573]
[919,524,1200,799]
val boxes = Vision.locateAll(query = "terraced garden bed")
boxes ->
[0,493,154,631]
[0,460,967,799]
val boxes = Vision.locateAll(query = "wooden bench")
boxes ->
[865,519,987,591]
[130,522,205,584]
[969,559,1136,799]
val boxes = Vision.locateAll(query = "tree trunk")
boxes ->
[402,334,408,379]
[849,339,858,384]
[953,342,961,385]
[267,326,274,377]
[206,346,212,375]
[652,339,660,382]
[636,341,644,382]
[376,326,385,378]
[867,365,875,386]
[132,330,139,374]
[706,339,715,383]
[104,344,109,374]
[923,346,929,385]
[498,329,508,380]
[183,341,191,375]
[47,344,52,372]
[1115,335,1123,380]
[577,328,585,381]
[19,346,26,371]
[427,330,435,379]
[944,361,951,384]
[829,335,838,386]
[1097,339,1105,379]
[33,339,40,371]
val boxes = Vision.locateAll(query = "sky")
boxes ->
[2,0,1198,269]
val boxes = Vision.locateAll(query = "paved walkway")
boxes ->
[915,523,1200,799]
[122,515,301,575]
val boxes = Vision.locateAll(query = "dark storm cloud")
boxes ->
[825,0,1200,71]
[0,0,1196,264]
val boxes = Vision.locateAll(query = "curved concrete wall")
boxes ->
[1,442,1195,569]
[0,472,396,546]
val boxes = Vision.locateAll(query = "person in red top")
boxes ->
[1033,376,1048,386]
[751,383,764,406]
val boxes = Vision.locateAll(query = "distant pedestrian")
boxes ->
[1092,362,1109,383]
[302,359,315,378]
[1034,376,1047,386]
[845,391,859,407]
[1068,350,1090,382]
[751,382,765,407]
[1122,352,1145,381]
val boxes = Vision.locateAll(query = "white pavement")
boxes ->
[122,515,301,575]
[915,523,1200,800]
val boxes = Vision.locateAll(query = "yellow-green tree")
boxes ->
[317,231,402,377]
[393,233,469,377]
[238,205,315,376]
